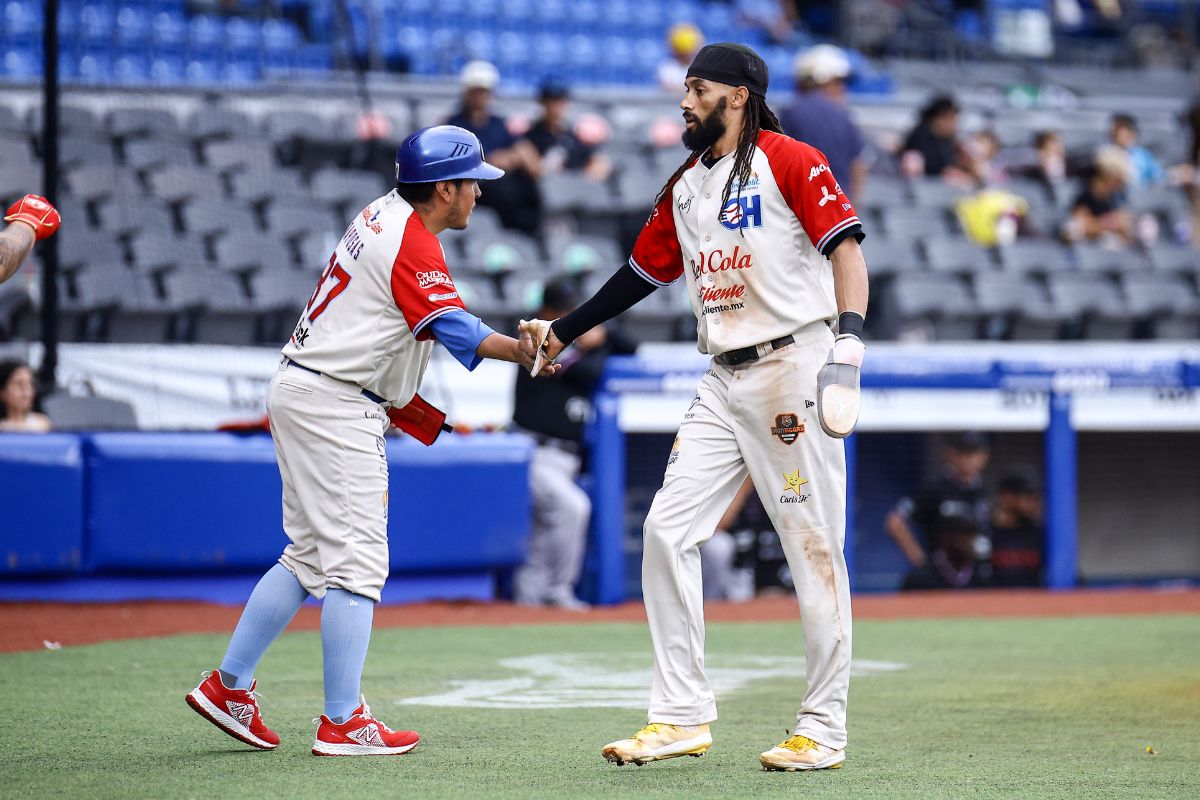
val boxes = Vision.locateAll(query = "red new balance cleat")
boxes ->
[186,670,280,750]
[311,698,420,756]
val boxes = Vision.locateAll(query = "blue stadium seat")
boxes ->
[112,54,152,85]
[185,57,222,84]
[3,47,43,79]
[76,51,114,83]
[187,15,225,60]
[149,54,186,85]
[3,0,43,45]
[114,5,152,48]
[79,4,116,46]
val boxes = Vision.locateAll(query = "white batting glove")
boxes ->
[816,334,865,438]
[518,318,556,377]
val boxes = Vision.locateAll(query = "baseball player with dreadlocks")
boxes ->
[522,42,870,771]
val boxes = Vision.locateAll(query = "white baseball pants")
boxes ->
[268,362,392,603]
[643,321,853,749]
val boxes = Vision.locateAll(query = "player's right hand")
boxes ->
[518,318,564,377]
[816,334,865,439]
[4,195,61,241]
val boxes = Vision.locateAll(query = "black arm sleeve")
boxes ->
[550,263,659,345]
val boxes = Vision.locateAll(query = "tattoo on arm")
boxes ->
[0,225,36,285]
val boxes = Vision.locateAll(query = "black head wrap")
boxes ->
[685,43,769,97]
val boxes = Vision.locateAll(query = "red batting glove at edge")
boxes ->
[5,195,61,241]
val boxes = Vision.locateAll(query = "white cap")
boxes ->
[794,44,851,85]
[460,60,500,90]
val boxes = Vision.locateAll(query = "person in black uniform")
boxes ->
[511,279,635,609]
[522,81,612,181]
[900,513,993,590]
[990,466,1045,587]
[885,431,992,575]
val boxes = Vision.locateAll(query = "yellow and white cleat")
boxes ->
[601,723,712,766]
[759,734,845,771]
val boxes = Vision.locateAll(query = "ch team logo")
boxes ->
[719,194,762,230]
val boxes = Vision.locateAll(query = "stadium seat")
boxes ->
[214,231,295,275]
[309,168,389,211]
[1045,272,1137,339]
[1147,245,1200,276]
[880,206,956,242]
[186,108,256,142]
[163,267,259,344]
[123,137,197,171]
[58,229,126,274]
[147,165,225,203]
[58,134,118,168]
[128,231,209,273]
[858,177,910,207]
[229,168,308,204]
[972,273,1067,340]
[889,273,978,340]
[910,178,972,208]
[43,395,138,431]
[541,172,617,215]
[107,108,180,140]
[263,199,342,240]
[1119,272,1200,339]
[463,232,542,276]
[923,237,995,274]
[860,236,919,277]
[545,234,623,276]
[25,104,101,136]
[96,196,176,238]
[996,239,1072,275]
[263,111,331,142]
[64,164,143,205]
[296,230,338,272]
[0,134,37,167]
[1072,242,1147,274]
[180,197,256,240]
[204,139,280,174]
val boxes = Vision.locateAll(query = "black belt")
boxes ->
[284,359,388,405]
[715,335,795,367]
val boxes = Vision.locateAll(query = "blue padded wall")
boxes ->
[0,434,85,575]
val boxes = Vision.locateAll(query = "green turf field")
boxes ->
[3,614,1198,799]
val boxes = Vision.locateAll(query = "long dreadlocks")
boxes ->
[652,93,784,215]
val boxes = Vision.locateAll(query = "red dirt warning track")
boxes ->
[1,587,1197,653]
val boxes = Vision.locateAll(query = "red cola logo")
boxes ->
[689,245,754,279]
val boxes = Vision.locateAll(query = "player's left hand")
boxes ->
[5,194,61,240]
[816,334,864,439]
[518,318,560,377]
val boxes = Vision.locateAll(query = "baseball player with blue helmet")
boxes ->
[187,126,555,756]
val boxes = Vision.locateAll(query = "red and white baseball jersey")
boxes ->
[629,130,863,355]
[280,191,467,406]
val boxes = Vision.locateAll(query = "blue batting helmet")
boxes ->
[394,125,505,183]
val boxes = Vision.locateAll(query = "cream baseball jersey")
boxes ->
[280,191,467,406]
[629,130,864,355]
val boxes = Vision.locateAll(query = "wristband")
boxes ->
[837,311,865,339]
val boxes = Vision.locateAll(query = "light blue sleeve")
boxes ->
[427,309,496,371]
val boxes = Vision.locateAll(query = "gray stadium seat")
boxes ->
[924,237,994,274]
[263,111,330,141]
[310,168,389,211]
[996,240,1072,274]
[972,273,1066,340]
[123,138,197,171]
[616,163,664,213]
[545,234,623,276]
[92,271,176,342]
[43,394,138,431]
[26,104,100,135]
[0,160,41,195]
[229,168,308,203]
[296,231,337,272]
[147,165,226,204]
[858,177,910,207]
[180,197,256,239]
[58,229,125,273]
[186,108,255,142]
[910,178,971,208]
[263,199,342,240]
[880,206,956,242]
[0,106,20,133]
[107,108,180,140]
[95,197,176,237]
[128,231,208,273]
[0,134,37,167]
[1072,242,1146,274]
[1147,245,1199,275]
[163,267,258,344]
[204,139,279,173]
[214,231,294,274]
[860,236,919,277]
[463,232,542,276]
[889,273,978,340]
[541,172,617,215]
[1119,273,1200,339]
[64,164,143,204]
[1045,273,1136,339]
[58,134,117,168]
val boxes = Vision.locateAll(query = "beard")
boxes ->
[682,97,728,152]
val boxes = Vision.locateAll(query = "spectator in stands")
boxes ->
[990,466,1044,588]
[780,44,867,202]
[1065,145,1134,244]
[657,23,704,91]
[899,95,973,185]
[1016,130,1069,193]
[1,195,60,285]
[899,514,993,590]
[445,61,543,236]
[885,431,991,571]
[511,280,636,609]
[522,81,612,182]
[967,129,1006,186]
[734,0,800,45]
[0,360,51,432]
[1110,114,1165,187]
